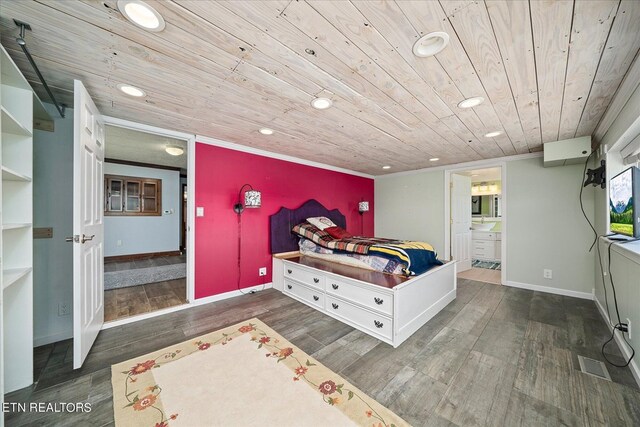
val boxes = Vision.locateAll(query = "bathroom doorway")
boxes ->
[445,164,506,285]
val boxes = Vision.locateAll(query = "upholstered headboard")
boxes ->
[269,199,346,254]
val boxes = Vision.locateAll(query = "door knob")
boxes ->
[65,235,79,243]
[81,234,95,243]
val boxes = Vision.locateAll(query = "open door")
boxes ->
[71,80,105,369]
[451,174,472,272]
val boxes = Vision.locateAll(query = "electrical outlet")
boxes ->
[117,239,122,247]
[58,303,70,316]
[543,269,552,279]
[258,267,267,276]
[627,318,632,339]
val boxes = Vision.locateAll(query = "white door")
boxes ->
[451,174,472,272]
[71,80,105,369]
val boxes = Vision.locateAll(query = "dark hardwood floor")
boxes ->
[4,280,639,426]
[104,278,187,322]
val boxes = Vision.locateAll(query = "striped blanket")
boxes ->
[292,222,442,276]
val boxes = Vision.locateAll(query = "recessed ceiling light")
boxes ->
[429,157,439,162]
[259,128,274,135]
[413,31,450,57]
[165,145,184,156]
[484,131,503,138]
[457,97,484,109]
[311,97,333,110]
[471,174,479,177]
[117,83,146,97]
[117,0,166,32]
[382,165,391,170]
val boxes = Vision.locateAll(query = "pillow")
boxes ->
[306,216,337,230]
[292,222,334,248]
[325,226,353,240]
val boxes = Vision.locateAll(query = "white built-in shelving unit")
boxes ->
[1,45,49,396]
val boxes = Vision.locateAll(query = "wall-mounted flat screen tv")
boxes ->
[609,166,640,238]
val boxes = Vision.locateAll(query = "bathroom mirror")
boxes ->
[472,194,501,217]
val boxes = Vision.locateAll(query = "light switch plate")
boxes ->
[196,207,204,217]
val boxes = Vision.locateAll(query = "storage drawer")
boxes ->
[283,262,324,290]
[473,247,495,259]
[472,232,496,240]
[473,240,495,250]
[326,277,393,315]
[283,279,324,309]
[326,295,392,340]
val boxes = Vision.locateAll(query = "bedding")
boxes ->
[325,226,353,239]
[299,238,405,274]
[306,216,337,230]
[293,222,443,276]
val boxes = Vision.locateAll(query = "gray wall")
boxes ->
[33,104,73,345]
[375,155,596,295]
[375,169,445,256]
[104,163,181,257]
[506,157,595,294]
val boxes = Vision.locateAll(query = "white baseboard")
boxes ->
[191,282,273,306]
[33,331,73,347]
[594,297,640,387]
[102,283,273,330]
[505,281,594,300]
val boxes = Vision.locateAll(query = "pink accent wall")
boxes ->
[194,143,374,299]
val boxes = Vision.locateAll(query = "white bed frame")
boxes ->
[272,253,457,348]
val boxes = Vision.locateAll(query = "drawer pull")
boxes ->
[287,284,292,290]
[374,320,384,328]
[313,295,319,301]
[313,278,320,283]
[374,297,384,305]
[332,303,339,309]
[332,284,339,290]
[287,269,292,274]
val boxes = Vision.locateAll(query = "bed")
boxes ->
[270,199,457,347]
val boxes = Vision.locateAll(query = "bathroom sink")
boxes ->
[471,222,495,231]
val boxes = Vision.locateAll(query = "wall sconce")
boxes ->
[233,184,261,214]
[358,201,370,215]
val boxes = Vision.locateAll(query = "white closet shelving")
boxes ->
[1,44,49,395]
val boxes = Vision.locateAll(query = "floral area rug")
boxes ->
[111,318,408,427]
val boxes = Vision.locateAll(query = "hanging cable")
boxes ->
[579,150,598,251]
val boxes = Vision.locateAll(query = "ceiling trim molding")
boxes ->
[376,152,543,179]
[105,158,182,172]
[196,135,374,179]
[103,115,194,141]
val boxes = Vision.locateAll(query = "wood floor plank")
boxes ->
[473,318,526,364]
[386,369,448,426]
[5,284,639,426]
[524,320,570,349]
[580,371,640,426]
[514,340,583,415]
[448,304,493,336]
[411,327,478,385]
[435,350,518,426]
[311,340,362,374]
[503,389,583,427]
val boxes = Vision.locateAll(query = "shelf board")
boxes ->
[2,267,32,290]
[1,46,31,91]
[1,166,32,182]
[1,106,32,137]
[1,223,31,231]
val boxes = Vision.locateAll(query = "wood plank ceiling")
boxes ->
[1,0,639,175]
